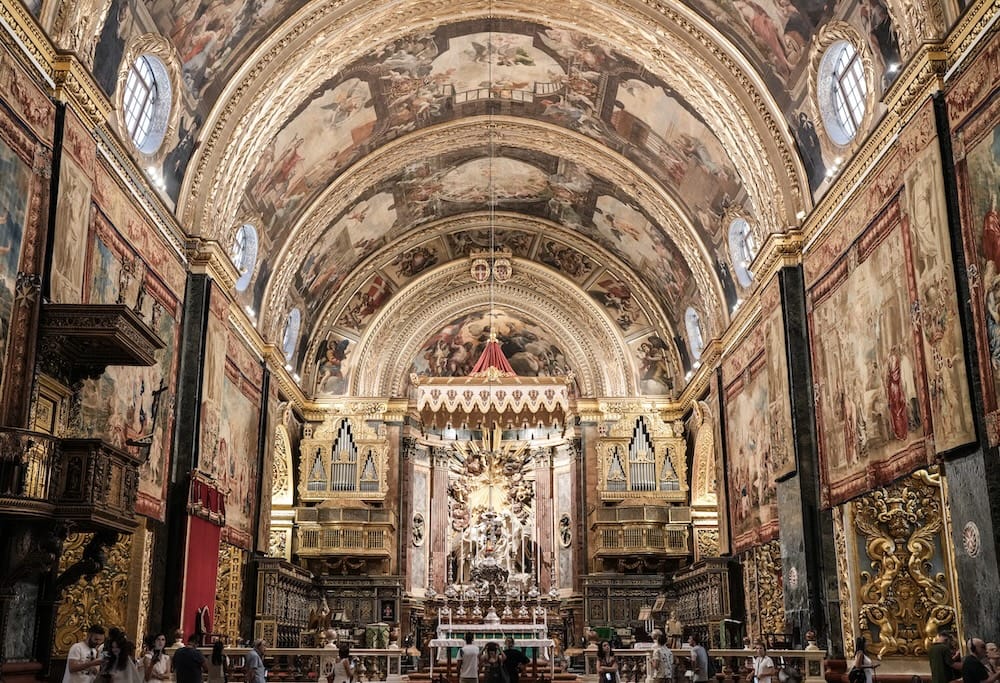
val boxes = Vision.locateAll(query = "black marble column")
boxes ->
[159,273,212,635]
[775,265,843,654]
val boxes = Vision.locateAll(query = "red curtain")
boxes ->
[182,515,222,640]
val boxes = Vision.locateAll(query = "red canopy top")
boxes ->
[470,335,517,377]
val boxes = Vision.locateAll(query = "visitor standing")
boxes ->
[480,642,506,683]
[930,632,958,683]
[64,625,107,683]
[503,638,529,683]
[244,640,268,683]
[651,631,674,683]
[172,635,207,683]
[963,639,1000,683]
[207,641,229,683]
[750,643,775,683]
[460,633,480,683]
[142,633,170,683]
[598,641,619,683]
[850,637,880,683]
[688,635,709,683]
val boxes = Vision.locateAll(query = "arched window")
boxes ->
[818,40,868,145]
[685,307,705,361]
[230,224,259,292]
[728,218,757,288]
[282,308,301,363]
[122,56,172,153]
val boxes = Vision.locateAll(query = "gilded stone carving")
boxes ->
[833,506,857,652]
[272,425,293,505]
[690,401,718,507]
[215,543,246,644]
[742,540,785,641]
[347,259,640,398]
[852,468,956,656]
[696,529,720,558]
[54,532,132,656]
[50,0,112,70]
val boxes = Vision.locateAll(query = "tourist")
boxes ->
[207,641,229,683]
[850,637,879,683]
[328,644,356,683]
[503,638,529,683]
[141,634,170,683]
[651,631,674,683]
[598,641,619,683]
[460,633,480,683]
[930,632,958,683]
[64,625,107,683]
[750,642,775,683]
[104,639,142,683]
[244,639,267,683]
[481,642,506,683]
[171,634,207,683]
[963,639,1000,683]
[688,635,708,683]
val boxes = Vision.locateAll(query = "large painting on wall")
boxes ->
[808,203,928,506]
[724,353,778,554]
[0,135,31,396]
[216,371,260,544]
[957,104,1000,444]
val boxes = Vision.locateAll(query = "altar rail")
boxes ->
[582,648,827,683]
[189,647,404,683]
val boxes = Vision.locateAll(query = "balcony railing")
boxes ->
[0,428,143,532]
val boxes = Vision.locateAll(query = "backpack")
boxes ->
[849,668,866,683]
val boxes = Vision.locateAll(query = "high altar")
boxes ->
[413,338,567,671]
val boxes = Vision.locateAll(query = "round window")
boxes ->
[231,224,259,292]
[122,55,172,154]
[282,308,302,363]
[818,40,868,146]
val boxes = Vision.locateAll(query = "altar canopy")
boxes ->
[412,337,573,429]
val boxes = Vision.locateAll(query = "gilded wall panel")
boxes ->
[741,540,785,642]
[54,533,132,656]
[847,468,957,657]
[215,543,247,644]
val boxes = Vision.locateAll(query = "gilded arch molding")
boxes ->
[177,0,806,246]
[300,211,682,355]
[260,116,728,339]
[343,259,642,398]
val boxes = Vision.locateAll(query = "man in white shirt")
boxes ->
[63,625,106,683]
[750,643,776,683]
[459,633,480,683]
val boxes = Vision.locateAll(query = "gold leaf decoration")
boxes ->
[853,468,956,657]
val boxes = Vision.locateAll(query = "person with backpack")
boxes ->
[850,637,880,683]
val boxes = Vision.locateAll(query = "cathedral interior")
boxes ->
[0,0,999,679]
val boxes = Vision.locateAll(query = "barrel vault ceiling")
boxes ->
[51,0,916,399]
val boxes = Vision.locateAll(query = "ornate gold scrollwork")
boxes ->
[853,468,956,657]
[742,540,785,640]
[54,533,132,655]
[214,543,246,644]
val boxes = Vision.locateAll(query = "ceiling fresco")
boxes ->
[74,0,917,397]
